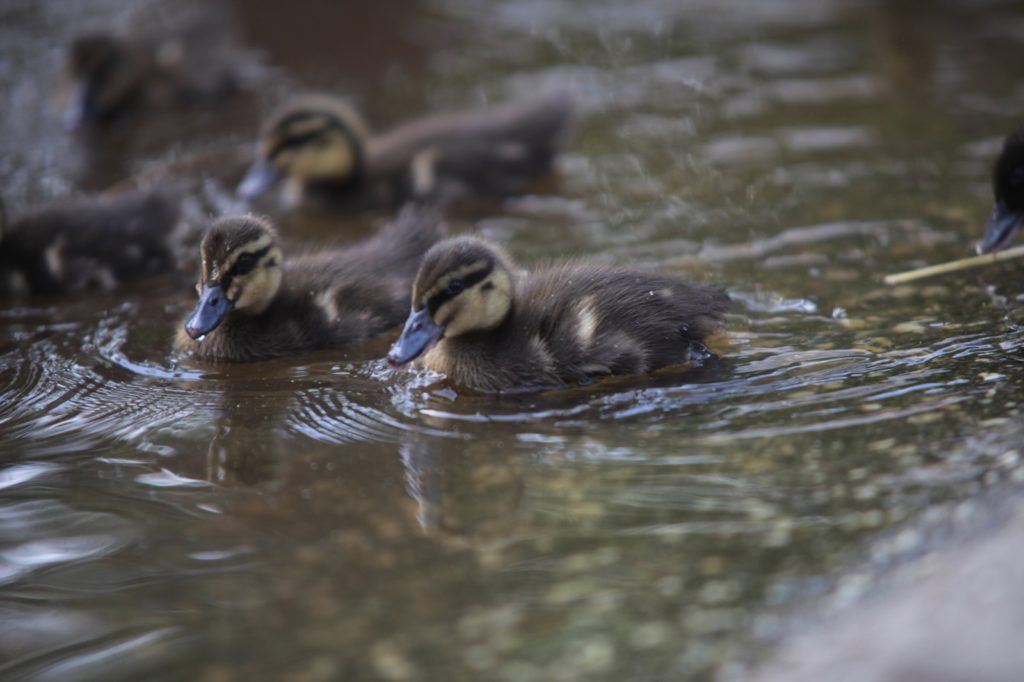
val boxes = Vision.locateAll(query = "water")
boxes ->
[2,0,1024,680]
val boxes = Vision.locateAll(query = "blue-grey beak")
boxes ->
[978,199,1022,254]
[63,81,96,130]
[388,308,443,367]
[185,284,233,340]
[237,159,282,201]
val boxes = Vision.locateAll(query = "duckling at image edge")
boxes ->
[979,127,1024,253]
[176,207,444,362]
[387,237,731,392]
[63,14,247,129]
[0,191,180,296]
[237,92,574,210]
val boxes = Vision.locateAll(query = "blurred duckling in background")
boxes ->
[237,92,574,210]
[176,207,444,362]
[387,237,731,392]
[979,127,1024,254]
[63,13,250,129]
[0,191,180,296]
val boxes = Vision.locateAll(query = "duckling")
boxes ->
[237,92,574,210]
[0,191,180,296]
[979,127,1024,253]
[63,15,245,129]
[387,237,731,392]
[176,207,444,362]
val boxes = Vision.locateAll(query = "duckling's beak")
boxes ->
[237,159,282,201]
[978,200,1022,254]
[185,284,234,340]
[387,308,443,367]
[64,81,97,130]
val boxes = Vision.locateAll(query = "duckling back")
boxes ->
[519,265,729,376]
[0,191,180,296]
[431,264,729,392]
[370,92,575,205]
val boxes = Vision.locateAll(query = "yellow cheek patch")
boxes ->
[434,300,456,328]
[287,135,355,181]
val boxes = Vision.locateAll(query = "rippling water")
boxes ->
[2,0,1024,680]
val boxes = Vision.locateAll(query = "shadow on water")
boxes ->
[2,0,1024,680]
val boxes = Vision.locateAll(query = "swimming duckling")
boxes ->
[63,16,245,129]
[979,127,1024,253]
[0,191,180,296]
[237,92,574,210]
[387,237,730,392]
[176,207,444,362]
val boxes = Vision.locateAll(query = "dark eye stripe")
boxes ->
[269,130,329,159]
[268,111,351,157]
[265,112,366,175]
[218,244,272,293]
[426,261,494,315]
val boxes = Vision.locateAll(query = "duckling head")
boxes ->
[237,95,369,201]
[184,215,283,340]
[388,237,515,366]
[63,34,139,129]
[980,128,1024,254]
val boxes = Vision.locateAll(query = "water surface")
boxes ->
[2,0,1024,680]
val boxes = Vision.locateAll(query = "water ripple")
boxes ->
[289,386,459,445]
[0,500,137,587]
[1,309,220,455]
[395,329,1010,444]
[0,626,187,682]
[0,462,62,490]
[135,469,211,489]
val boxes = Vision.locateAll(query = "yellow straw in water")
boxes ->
[883,244,1024,285]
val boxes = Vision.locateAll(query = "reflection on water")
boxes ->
[2,0,1024,680]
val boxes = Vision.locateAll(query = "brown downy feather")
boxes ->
[390,237,730,392]
[240,92,574,210]
[64,11,248,128]
[0,191,180,296]
[176,206,445,362]
[365,91,575,205]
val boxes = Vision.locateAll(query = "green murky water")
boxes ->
[2,0,1023,680]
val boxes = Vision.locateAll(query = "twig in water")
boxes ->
[883,244,1024,285]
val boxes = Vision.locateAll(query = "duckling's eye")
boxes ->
[235,253,258,275]
[447,278,464,295]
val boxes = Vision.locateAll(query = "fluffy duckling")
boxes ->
[237,92,574,210]
[63,17,244,129]
[387,237,730,392]
[0,191,180,296]
[176,207,443,362]
[979,127,1024,253]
